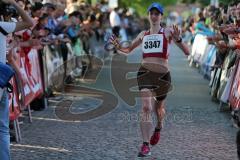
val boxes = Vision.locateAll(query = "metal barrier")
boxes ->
[8,42,79,142]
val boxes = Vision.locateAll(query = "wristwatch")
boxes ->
[176,37,182,43]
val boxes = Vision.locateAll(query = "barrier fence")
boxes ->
[190,33,240,110]
[8,41,79,142]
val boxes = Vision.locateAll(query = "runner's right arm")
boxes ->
[112,31,145,54]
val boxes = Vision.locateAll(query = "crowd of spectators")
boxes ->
[4,0,147,80]
[180,2,240,158]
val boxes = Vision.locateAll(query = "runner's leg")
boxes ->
[140,88,154,143]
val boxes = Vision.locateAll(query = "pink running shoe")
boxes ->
[150,131,160,146]
[138,144,151,157]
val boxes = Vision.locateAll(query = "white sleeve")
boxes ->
[0,88,3,100]
[0,22,16,34]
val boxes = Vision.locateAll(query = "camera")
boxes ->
[0,1,18,17]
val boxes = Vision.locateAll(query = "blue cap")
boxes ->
[147,2,164,15]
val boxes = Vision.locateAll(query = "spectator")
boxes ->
[0,0,33,159]
[109,7,121,37]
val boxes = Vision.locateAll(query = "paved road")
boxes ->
[11,44,238,160]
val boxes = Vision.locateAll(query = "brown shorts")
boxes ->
[137,66,172,101]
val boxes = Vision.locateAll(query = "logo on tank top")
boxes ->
[142,34,164,53]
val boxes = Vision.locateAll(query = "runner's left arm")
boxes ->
[166,25,190,56]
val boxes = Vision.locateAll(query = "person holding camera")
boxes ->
[0,0,33,159]
[110,2,189,157]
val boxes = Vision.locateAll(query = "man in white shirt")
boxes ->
[0,0,33,159]
[109,7,121,37]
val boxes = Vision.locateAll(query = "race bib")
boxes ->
[142,34,164,53]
